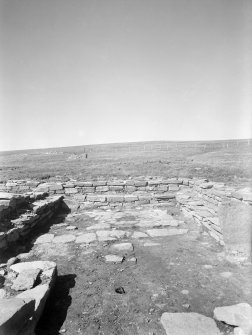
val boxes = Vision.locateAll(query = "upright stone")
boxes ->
[219,199,252,259]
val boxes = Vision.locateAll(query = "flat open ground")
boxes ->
[0,140,252,186]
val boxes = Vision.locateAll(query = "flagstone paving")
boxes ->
[4,204,251,335]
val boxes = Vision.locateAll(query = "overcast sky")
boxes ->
[0,0,251,151]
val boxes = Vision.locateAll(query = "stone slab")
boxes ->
[96,230,129,241]
[0,297,35,335]
[86,223,110,230]
[34,234,55,244]
[214,303,252,332]
[10,261,56,274]
[219,199,252,258]
[53,234,76,243]
[12,268,41,291]
[110,243,133,252]
[146,228,188,237]
[132,231,148,239]
[75,233,96,244]
[161,312,221,335]
[104,255,124,263]
[17,284,50,323]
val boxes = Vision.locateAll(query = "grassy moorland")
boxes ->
[0,139,251,186]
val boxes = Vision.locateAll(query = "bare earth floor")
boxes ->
[7,204,252,335]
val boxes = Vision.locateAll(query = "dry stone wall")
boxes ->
[1,177,251,255]
[0,193,63,250]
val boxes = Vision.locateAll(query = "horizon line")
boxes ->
[0,138,251,154]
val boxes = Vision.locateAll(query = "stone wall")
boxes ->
[0,194,63,250]
[1,177,251,255]
[176,180,252,251]
[0,178,187,195]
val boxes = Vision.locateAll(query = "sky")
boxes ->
[0,0,251,151]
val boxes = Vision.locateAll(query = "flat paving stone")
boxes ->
[96,230,129,242]
[86,223,110,230]
[132,231,148,239]
[153,220,179,227]
[34,234,55,244]
[161,312,221,335]
[104,255,124,263]
[53,234,76,243]
[110,243,133,252]
[143,242,160,246]
[75,233,96,244]
[146,228,188,237]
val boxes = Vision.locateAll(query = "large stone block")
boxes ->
[64,187,78,194]
[107,195,125,203]
[92,181,107,186]
[219,199,252,259]
[96,186,109,192]
[82,187,95,193]
[86,195,106,202]
[109,186,124,191]
[0,297,35,335]
[135,181,147,187]
[125,186,136,192]
[107,181,125,186]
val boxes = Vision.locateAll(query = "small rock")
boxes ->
[115,286,125,294]
[181,290,189,295]
[128,257,137,263]
[66,225,78,230]
[104,255,124,263]
[204,265,213,269]
[220,272,232,278]
[182,304,190,309]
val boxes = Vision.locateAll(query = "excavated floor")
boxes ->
[4,203,252,335]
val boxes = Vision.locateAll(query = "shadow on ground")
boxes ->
[35,273,76,335]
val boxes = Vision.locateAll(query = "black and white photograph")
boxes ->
[0,0,251,334]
